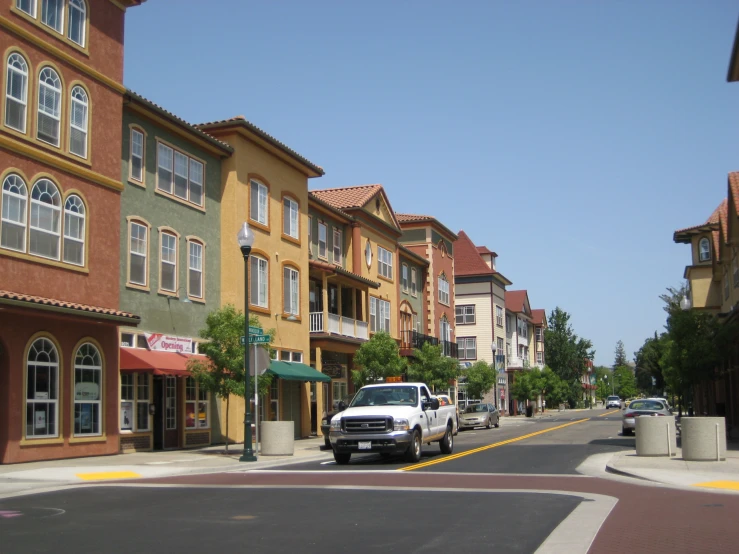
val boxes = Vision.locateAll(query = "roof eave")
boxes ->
[399,245,430,266]
[0,297,141,325]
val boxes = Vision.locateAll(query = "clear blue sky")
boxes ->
[124,1,739,367]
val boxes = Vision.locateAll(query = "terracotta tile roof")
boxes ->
[531,309,546,326]
[729,173,739,216]
[505,290,528,313]
[396,213,434,222]
[0,290,140,322]
[197,116,324,176]
[673,198,724,244]
[310,184,384,210]
[454,230,495,276]
[125,90,233,154]
[308,260,380,288]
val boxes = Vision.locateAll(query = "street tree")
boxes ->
[187,304,274,452]
[510,370,539,406]
[613,340,629,368]
[544,307,594,405]
[407,342,459,392]
[613,365,637,399]
[462,361,496,402]
[539,367,570,407]
[634,332,668,396]
[352,331,407,388]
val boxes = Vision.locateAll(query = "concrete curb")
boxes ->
[603,463,656,482]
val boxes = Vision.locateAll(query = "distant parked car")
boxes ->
[459,403,499,430]
[606,396,622,409]
[622,399,673,436]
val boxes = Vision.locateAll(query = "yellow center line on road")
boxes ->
[598,411,615,417]
[401,418,591,471]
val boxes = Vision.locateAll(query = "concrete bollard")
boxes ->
[635,416,677,457]
[681,417,726,461]
[260,421,295,456]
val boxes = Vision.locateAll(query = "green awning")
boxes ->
[267,361,331,382]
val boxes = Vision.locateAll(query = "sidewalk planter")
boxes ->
[260,421,295,456]
[681,417,727,462]
[635,416,677,457]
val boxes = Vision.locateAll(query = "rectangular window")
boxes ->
[497,337,504,353]
[455,305,475,324]
[16,0,36,17]
[283,266,299,315]
[535,328,542,342]
[188,241,203,299]
[129,222,147,286]
[496,306,503,327]
[250,180,268,226]
[401,263,409,292]
[26,352,58,438]
[121,373,134,401]
[160,232,177,292]
[378,246,393,279]
[438,277,449,305]
[536,352,543,365]
[130,129,144,182]
[186,377,209,429]
[189,160,204,206]
[136,374,150,432]
[411,268,417,296]
[173,151,189,199]
[308,216,313,254]
[283,197,299,239]
[41,0,63,33]
[333,228,342,265]
[458,337,477,360]
[318,221,327,259]
[250,255,268,308]
[165,376,176,430]
[369,297,390,333]
[157,143,173,194]
[74,349,101,437]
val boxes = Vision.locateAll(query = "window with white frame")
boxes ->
[250,254,268,308]
[518,319,528,338]
[333,228,342,264]
[378,246,393,279]
[136,373,150,431]
[130,129,144,182]
[26,337,59,438]
[283,266,299,315]
[156,145,204,207]
[497,337,504,353]
[188,240,203,299]
[411,267,417,296]
[506,342,511,357]
[73,342,101,436]
[37,67,61,146]
[440,316,451,342]
[186,377,209,429]
[369,297,390,333]
[535,327,542,342]
[495,305,503,327]
[121,373,152,432]
[5,53,28,132]
[1,173,28,252]
[69,85,88,158]
[157,143,173,194]
[160,231,177,292]
[16,0,37,17]
[283,196,299,239]
[30,178,61,260]
[129,221,148,286]
[63,194,84,265]
[318,221,327,259]
[536,351,543,365]
[250,179,268,226]
[458,337,476,360]
[165,376,176,430]
[401,263,409,292]
[699,237,711,262]
[456,304,475,324]
[41,0,63,33]
[67,0,86,46]
[438,274,449,305]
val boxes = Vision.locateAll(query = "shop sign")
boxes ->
[75,382,99,401]
[145,333,192,353]
[322,364,344,379]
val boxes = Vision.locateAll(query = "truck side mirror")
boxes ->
[338,401,347,411]
[423,398,440,411]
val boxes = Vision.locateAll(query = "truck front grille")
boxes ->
[342,417,391,433]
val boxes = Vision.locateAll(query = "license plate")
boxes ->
[358,441,372,450]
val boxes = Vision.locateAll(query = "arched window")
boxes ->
[67,0,86,46]
[37,67,62,146]
[41,0,64,33]
[5,53,28,132]
[69,85,88,158]
[30,179,61,259]
[699,237,711,262]
[74,342,102,436]
[438,273,450,305]
[26,337,59,438]
[1,174,28,252]
[63,194,85,265]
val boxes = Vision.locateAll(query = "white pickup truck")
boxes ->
[329,382,457,465]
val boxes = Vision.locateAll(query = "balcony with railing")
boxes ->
[507,356,531,369]
[310,312,368,341]
[399,331,458,358]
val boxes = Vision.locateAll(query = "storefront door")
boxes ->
[163,376,179,449]
[153,377,164,449]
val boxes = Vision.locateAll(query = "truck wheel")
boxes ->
[440,424,454,454]
[333,451,351,465]
[404,430,422,463]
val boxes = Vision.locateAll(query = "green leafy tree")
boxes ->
[544,307,595,385]
[593,366,611,403]
[187,304,273,451]
[634,333,668,396]
[613,366,637,399]
[539,367,570,407]
[352,331,407,388]
[613,340,629,368]
[407,342,459,392]
[462,361,496,401]
[510,370,539,404]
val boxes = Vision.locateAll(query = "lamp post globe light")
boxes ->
[680,294,691,311]
[237,222,257,462]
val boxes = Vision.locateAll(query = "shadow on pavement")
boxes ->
[589,438,635,448]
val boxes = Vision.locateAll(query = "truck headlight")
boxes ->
[393,418,409,431]
[330,419,342,430]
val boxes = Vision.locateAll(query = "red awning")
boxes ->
[120,348,208,377]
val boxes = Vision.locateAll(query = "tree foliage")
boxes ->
[613,340,629,368]
[613,366,637,399]
[634,332,668,395]
[407,342,459,392]
[352,331,407,388]
[462,361,496,401]
[510,367,570,407]
[544,307,594,383]
[510,370,539,402]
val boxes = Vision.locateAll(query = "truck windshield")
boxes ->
[350,386,418,407]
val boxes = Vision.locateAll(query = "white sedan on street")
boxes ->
[622,399,673,436]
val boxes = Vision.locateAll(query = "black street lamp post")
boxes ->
[237,222,256,462]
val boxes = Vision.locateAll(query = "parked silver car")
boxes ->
[622,399,673,436]
[459,403,499,430]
